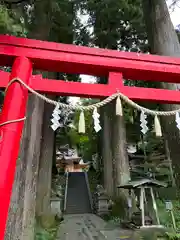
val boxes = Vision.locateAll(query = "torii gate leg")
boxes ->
[0,57,32,240]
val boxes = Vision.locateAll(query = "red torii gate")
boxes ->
[0,35,180,238]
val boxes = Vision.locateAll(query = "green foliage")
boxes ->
[141,131,164,154]
[85,0,147,51]
[67,104,98,160]
[49,0,76,43]
[165,232,180,240]
[110,194,130,220]
[0,4,26,36]
[0,4,26,106]
[138,229,167,240]
[88,168,101,191]
[157,200,180,230]
[35,216,59,240]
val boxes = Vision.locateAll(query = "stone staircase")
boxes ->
[59,172,134,239]
[65,172,92,214]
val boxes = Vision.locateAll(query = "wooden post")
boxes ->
[150,187,160,225]
[0,57,32,240]
[140,187,145,227]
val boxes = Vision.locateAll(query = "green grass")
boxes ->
[35,225,57,240]
[157,200,180,230]
[35,217,59,240]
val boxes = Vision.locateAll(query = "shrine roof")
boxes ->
[56,156,82,164]
[118,178,167,188]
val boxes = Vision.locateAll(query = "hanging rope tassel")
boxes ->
[154,115,162,137]
[116,96,123,116]
[78,110,85,133]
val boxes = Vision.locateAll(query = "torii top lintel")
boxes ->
[1,35,180,103]
[1,34,180,82]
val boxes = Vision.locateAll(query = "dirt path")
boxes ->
[56,214,134,240]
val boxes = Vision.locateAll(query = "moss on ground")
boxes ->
[35,214,59,240]
[35,225,58,240]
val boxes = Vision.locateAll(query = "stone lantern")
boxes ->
[94,185,110,217]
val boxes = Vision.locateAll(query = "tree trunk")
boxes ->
[112,100,130,196]
[5,95,44,240]
[102,105,114,197]
[36,98,55,216]
[164,139,176,186]
[111,101,132,220]
[21,95,44,239]
[101,99,130,198]
[142,0,180,189]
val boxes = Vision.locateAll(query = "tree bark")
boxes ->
[142,0,180,188]
[21,95,44,240]
[112,101,130,196]
[36,99,55,216]
[101,100,130,198]
[5,95,44,240]
[101,105,114,197]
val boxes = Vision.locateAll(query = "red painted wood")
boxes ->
[29,78,180,104]
[0,57,32,240]
[0,70,10,82]
[1,35,180,83]
[122,86,180,104]
[0,34,180,65]
[0,71,180,103]
[108,72,124,88]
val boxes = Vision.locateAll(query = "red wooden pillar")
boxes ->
[0,57,32,240]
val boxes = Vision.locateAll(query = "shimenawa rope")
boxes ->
[1,77,180,128]
[0,117,26,127]
[5,77,180,116]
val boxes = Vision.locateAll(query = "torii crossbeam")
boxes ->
[0,35,180,239]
